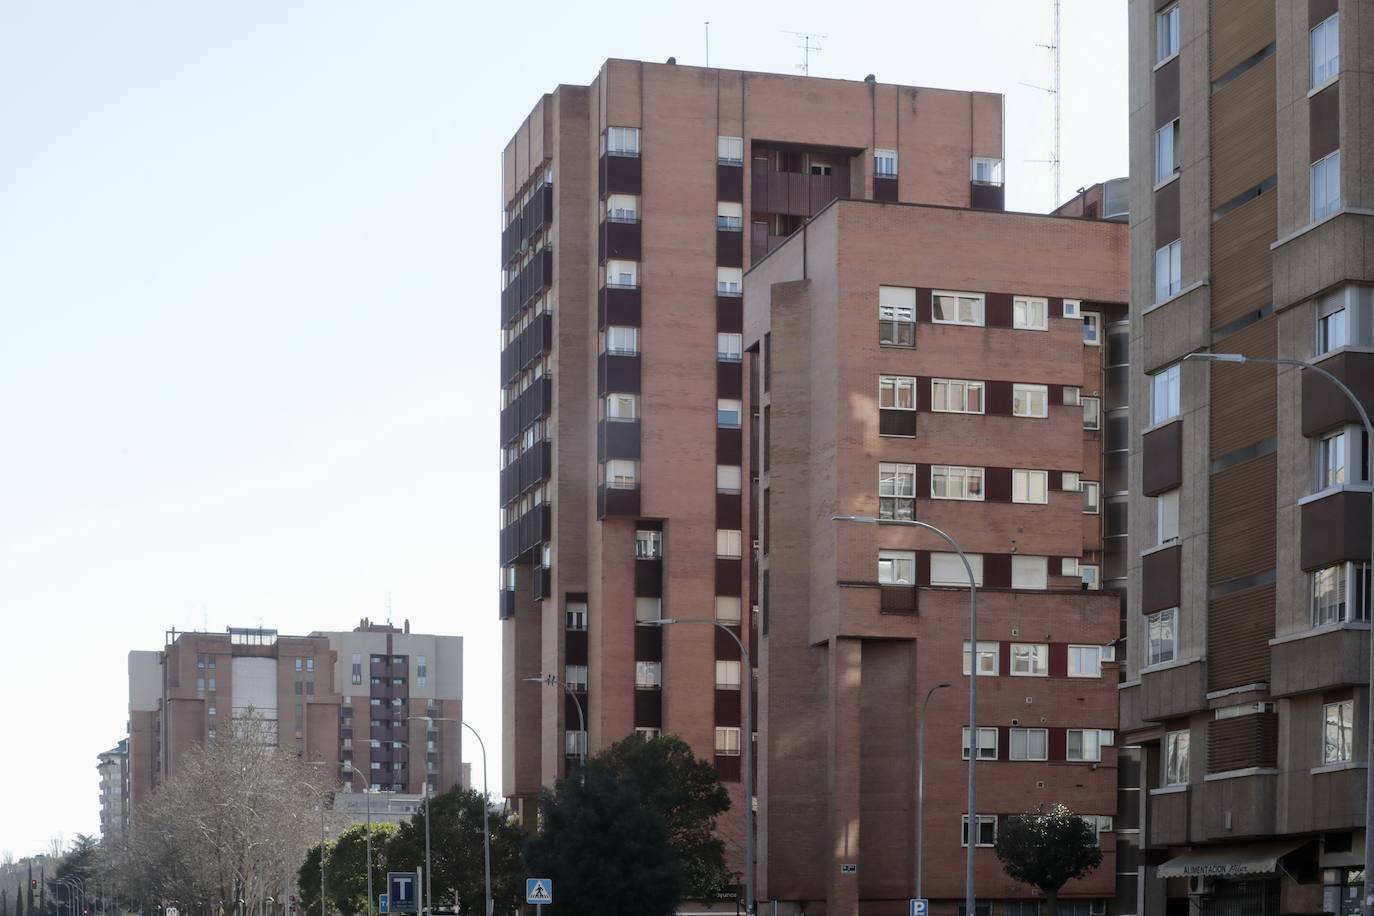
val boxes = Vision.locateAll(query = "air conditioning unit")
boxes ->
[1063,300,1082,318]
[1101,645,1117,662]
[1188,876,1215,896]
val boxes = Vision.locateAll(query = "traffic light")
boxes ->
[31,880,37,890]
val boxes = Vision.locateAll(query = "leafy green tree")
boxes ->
[46,835,99,916]
[295,843,324,916]
[993,804,1104,916]
[323,823,398,916]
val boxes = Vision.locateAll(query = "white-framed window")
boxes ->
[716,529,743,559]
[962,641,999,676]
[1157,489,1180,544]
[1152,363,1181,424]
[1312,561,1372,625]
[717,201,744,231]
[1012,556,1048,590]
[717,464,743,494]
[1080,564,1100,589]
[635,528,663,558]
[1311,150,1340,222]
[1013,296,1048,330]
[635,660,662,689]
[1063,299,1081,318]
[565,729,588,757]
[970,157,1004,186]
[1010,727,1048,761]
[933,552,983,587]
[1010,643,1049,676]
[874,148,898,178]
[1080,815,1114,845]
[715,596,742,624]
[1318,428,1348,490]
[1082,311,1101,345]
[961,727,998,761]
[1318,288,1350,353]
[1082,397,1102,430]
[716,660,742,689]
[879,462,917,521]
[932,464,984,500]
[1062,557,1080,576]
[1155,120,1179,183]
[604,325,638,355]
[1082,481,1101,514]
[1147,608,1177,665]
[933,291,985,327]
[878,549,917,585]
[1013,469,1048,504]
[605,193,639,222]
[604,459,638,489]
[634,597,662,623]
[717,135,744,164]
[715,726,742,756]
[1155,239,1182,302]
[564,664,588,691]
[1063,386,1081,406]
[932,378,985,413]
[1311,13,1339,88]
[879,286,917,347]
[1062,471,1081,492]
[880,375,916,410]
[1013,384,1049,418]
[605,259,639,288]
[717,266,743,296]
[1157,3,1179,62]
[717,398,743,428]
[566,601,588,631]
[1069,646,1102,678]
[604,392,638,420]
[1324,699,1354,763]
[605,126,640,156]
[961,815,997,847]
[1163,729,1189,786]
[1067,729,1103,762]
[717,332,743,361]
[635,726,660,740]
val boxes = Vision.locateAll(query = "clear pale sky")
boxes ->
[0,1,1125,856]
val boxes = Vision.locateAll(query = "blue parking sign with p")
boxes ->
[526,878,553,906]
[910,900,929,916]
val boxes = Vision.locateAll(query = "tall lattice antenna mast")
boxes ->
[784,31,826,76]
[1022,0,1063,206]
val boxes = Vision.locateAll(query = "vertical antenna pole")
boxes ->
[705,21,710,67]
[1052,0,1062,206]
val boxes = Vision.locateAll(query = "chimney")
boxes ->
[404,619,411,634]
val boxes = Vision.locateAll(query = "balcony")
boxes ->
[598,419,641,461]
[751,170,842,217]
[1149,787,1190,846]
[500,311,552,386]
[500,247,553,327]
[716,162,743,202]
[879,585,918,615]
[716,228,743,268]
[970,181,1005,211]
[1140,544,1181,613]
[1142,420,1182,495]
[520,184,552,243]
[500,216,524,268]
[499,503,552,566]
[597,352,641,395]
[873,175,898,202]
[599,152,642,196]
[498,589,516,620]
[499,376,552,446]
[598,218,642,262]
[1301,488,1371,570]
[598,284,642,328]
[500,440,553,507]
[1305,351,1374,435]
[597,483,641,519]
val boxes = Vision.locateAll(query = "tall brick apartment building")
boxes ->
[745,201,1127,915]
[1120,0,1373,913]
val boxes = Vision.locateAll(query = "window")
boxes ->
[878,550,917,585]
[1324,699,1354,763]
[1157,489,1180,544]
[1311,150,1340,222]
[961,815,997,847]
[717,201,743,230]
[1155,120,1179,184]
[933,291,985,327]
[352,654,363,685]
[207,677,215,692]
[1062,557,1080,576]
[1155,240,1182,302]
[1082,481,1101,514]
[1151,363,1180,424]
[1067,729,1102,762]
[1010,643,1049,676]
[716,660,742,689]
[1147,608,1177,665]
[605,193,638,222]
[717,135,744,164]
[295,657,303,672]
[879,462,917,520]
[717,266,743,296]
[879,286,917,347]
[1012,556,1048,590]
[564,665,588,691]
[932,378,985,413]
[635,661,662,689]
[717,398,743,428]
[1082,312,1101,345]
[933,552,983,586]
[1156,3,1179,62]
[605,259,638,288]
[636,727,661,740]
[715,726,742,756]
[1318,290,1349,353]
[1311,13,1339,88]
[1312,562,1372,625]
[565,730,588,757]
[932,464,984,500]
[1062,386,1081,406]
[879,375,916,410]
[1082,397,1101,430]
[306,658,314,672]
[961,727,998,760]
[635,597,662,623]
[604,459,638,489]
[635,529,663,558]
[1318,430,1347,489]
[604,392,637,420]
[716,529,743,559]
[196,676,205,692]
[1063,299,1081,318]
[1163,729,1189,785]
[715,596,742,624]
[1010,728,1048,761]
[874,148,898,178]
[970,157,1004,186]
[604,325,638,355]
[1013,469,1048,504]
[1013,297,1048,330]
[605,126,639,156]
[416,656,427,687]
[717,465,742,493]
[1013,384,1048,418]
[717,332,743,361]
[1080,564,1100,589]
[962,641,999,676]
[566,601,587,630]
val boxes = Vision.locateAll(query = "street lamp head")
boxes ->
[833,514,879,524]
[936,682,952,689]
[644,617,677,625]
[1184,351,1246,363]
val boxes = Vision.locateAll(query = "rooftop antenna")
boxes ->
[387,590,393,626]
[784,31,826,76]
[705,21,710,67]
[1021,0,1062,207]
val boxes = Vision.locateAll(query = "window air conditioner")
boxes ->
[1188,876,1214,896]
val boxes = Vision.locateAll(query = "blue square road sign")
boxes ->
[910,900,929,916]
[388,873,418,913]
[526,878,553,906]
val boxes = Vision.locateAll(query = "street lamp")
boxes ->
[408,716,491,916]
[521,675,588,771]
[834,515,979,916]
[1184,350,1374,909]
[346,765,375,916]
[917,683,951,903]
[644,617,755,916]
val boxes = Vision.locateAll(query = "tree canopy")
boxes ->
[993,804,1104,916]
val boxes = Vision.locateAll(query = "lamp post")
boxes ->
[645,617,755,916]
[375,738,430,916]
[1184,350,1374,911]
[408,717,491,916]
[835,515,979,916]
[346,766,374,916]
[917,682,951,903]
[521,675,588,771]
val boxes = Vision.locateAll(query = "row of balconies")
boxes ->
[499,376,551,446]
[501,184,553,268]
[500,247,552,326]
[499,503,551,566]
[500,312,552,386]
[499,440,552,507]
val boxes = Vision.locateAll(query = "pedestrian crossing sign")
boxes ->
[526,878,553,906]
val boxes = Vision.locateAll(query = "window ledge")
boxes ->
[1153,52,1179,72]
[1268,620,1371,647]
[1142,279,1209,316]
[1311,761,1366,775]
[1203,767,1278,782]
[1307,75,1339,98]
[1141,416,1182,437]
[1117,678,1142,690]
[1150,784,1187,796]
[1152,173,1180,193]
[1140,655,1200,676]
[1312,345,1374,367]
[1271,208,1374,252]
[1297,484,1373,508]
[1140,540,1181,559]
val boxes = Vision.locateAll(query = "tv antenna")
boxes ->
[784,31,826,76]
[705,21,710,67]
[1020,0,1062,206]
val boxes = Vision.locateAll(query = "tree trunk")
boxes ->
[1045,890,1057,916]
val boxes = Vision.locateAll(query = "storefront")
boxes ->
[1156,840,1308,915]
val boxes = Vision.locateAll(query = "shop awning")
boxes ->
[1157,840,1308,878]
